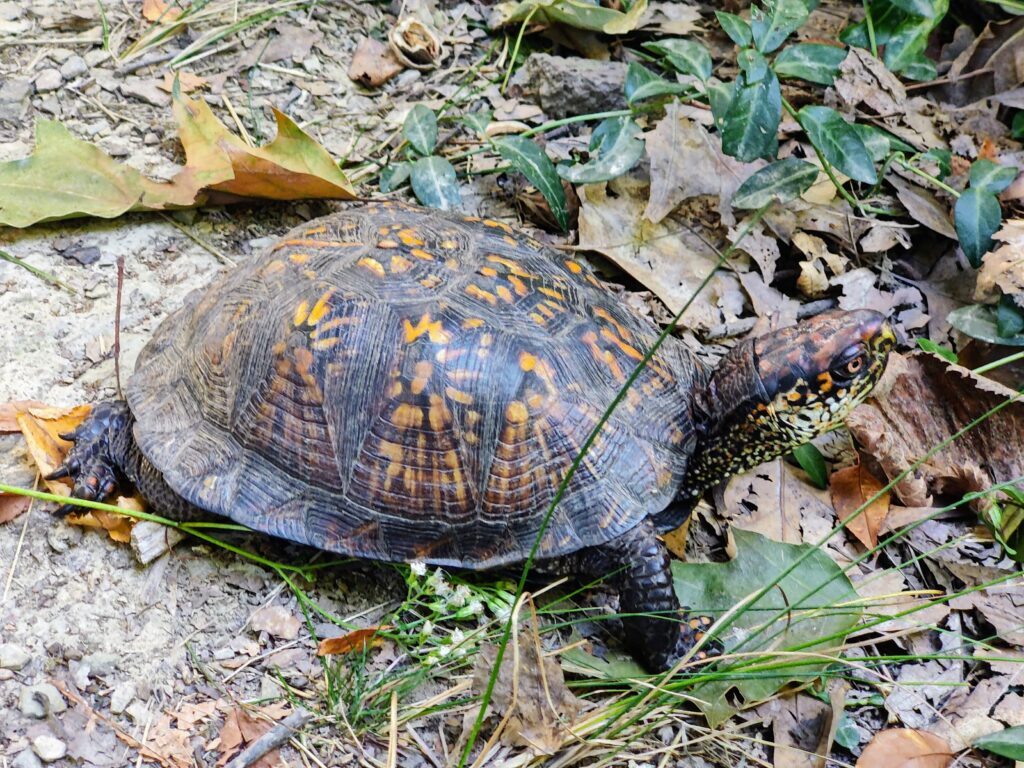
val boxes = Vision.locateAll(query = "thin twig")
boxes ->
[114,255,125,399]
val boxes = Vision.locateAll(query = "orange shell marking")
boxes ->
[403,314,451,344]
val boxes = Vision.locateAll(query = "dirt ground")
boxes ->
[0,3,423,766]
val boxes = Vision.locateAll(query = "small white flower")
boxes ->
[420,620,434,638]
[428,568,452,596]
[409,561,427,577]
[468,600,484,616]
[449,584,471,608]
[449,627,465,646]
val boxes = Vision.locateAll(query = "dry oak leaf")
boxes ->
[318,625,391,656]
[577,174,735,330]
[643,106,763,226]
[856,728,952,768]
[975,218,1024,304]
[0,400,46,432]
[470,624,583,756]
[846,351,1024,511]
[348,36,404,87]
[216,706,286,768]
[831,464,891,549]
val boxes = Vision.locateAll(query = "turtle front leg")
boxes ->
[573,520,716,672]
[48,400,210,523]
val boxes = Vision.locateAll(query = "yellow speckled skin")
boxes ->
[127,202,704,568]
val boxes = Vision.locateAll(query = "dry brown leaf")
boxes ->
[348,36,404,87]
[889,176,957,241]
[577,175,735,330]
[643,107,762,226]
[721,461,835,545]
[847,352,1024,511]
[834,47,906,116]
[0,400,47,431]
[158,71,208,93]
[831,464,890,548]
[470,623,582,756]
[856,728,952,768]
[250,605,301,640]
[16,405,91,495]
[0,494,31,524]
[216,707,279,768]
[141,0,182,23]
[975,218,1024,304]
[146,713,194,768]
[756,693,833,768]
[317,625,390,656]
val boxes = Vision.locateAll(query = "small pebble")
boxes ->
[0,643,31,670]
[70,661,91,690]
[82,651,118,676]
[110,681,135,714]
[59,55,88,80]
[120,78,170,107]
[0,77,31,103]
[32,735,67,763]
[84,48,109,67]
[12,749,43,768]
[34,68,62,92]
[19,683,67,719]
[64,245,101,266]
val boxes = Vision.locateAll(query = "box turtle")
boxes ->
[52,201,894,671]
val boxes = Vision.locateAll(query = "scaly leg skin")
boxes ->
[47,400,212,523]
[567,519,717,672]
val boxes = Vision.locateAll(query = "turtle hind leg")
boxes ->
[573,519,717,672]
[48,400,211,523]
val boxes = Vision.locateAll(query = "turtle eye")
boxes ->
[832,345,867,378]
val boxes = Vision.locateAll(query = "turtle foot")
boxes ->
[47,401,131,515]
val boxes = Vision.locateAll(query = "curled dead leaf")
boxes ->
[158,71,208,94]
[317,625,391,656]
[975,218,1024,304]
[348,36,404,88]
[856,728,952,768]
[0,494,31,524]
[16,405,92,494]
[847,352,1024,511]
[831,464,891,549]
[389,16,443,70]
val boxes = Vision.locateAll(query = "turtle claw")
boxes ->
[48,402,130,515]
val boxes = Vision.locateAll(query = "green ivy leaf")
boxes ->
[733,157,819,209]
[721,69,782,162]
[915,338,958,363]
[970,724,1024,761]
[379,161,411,193]
[403,104,438,156]
[887,0,943,19]
[948,304,1024,347]
[738,48,770,83]
[954,187,1001,268]
[792,443,828,489]
[492,135,568,231]
[461,109,493,136]
[410,156,460,210]
[643,38,712,81]
[970,159,1019,195]
[833,714,861,750]
[674,529,860,726]
[773,43,846,85]
[1012,112,1024,140]
[750,0,813,54]
[715,11,752,47]
[707,79,738,132]
[998,295,1024,338]
[557,116,645,184]
[920,148,952,178]
[798,105,878,184]
[624,62,690,105]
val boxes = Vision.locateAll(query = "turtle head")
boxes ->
[688,309,895,493]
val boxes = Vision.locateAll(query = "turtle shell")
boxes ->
[127,202,705,568]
